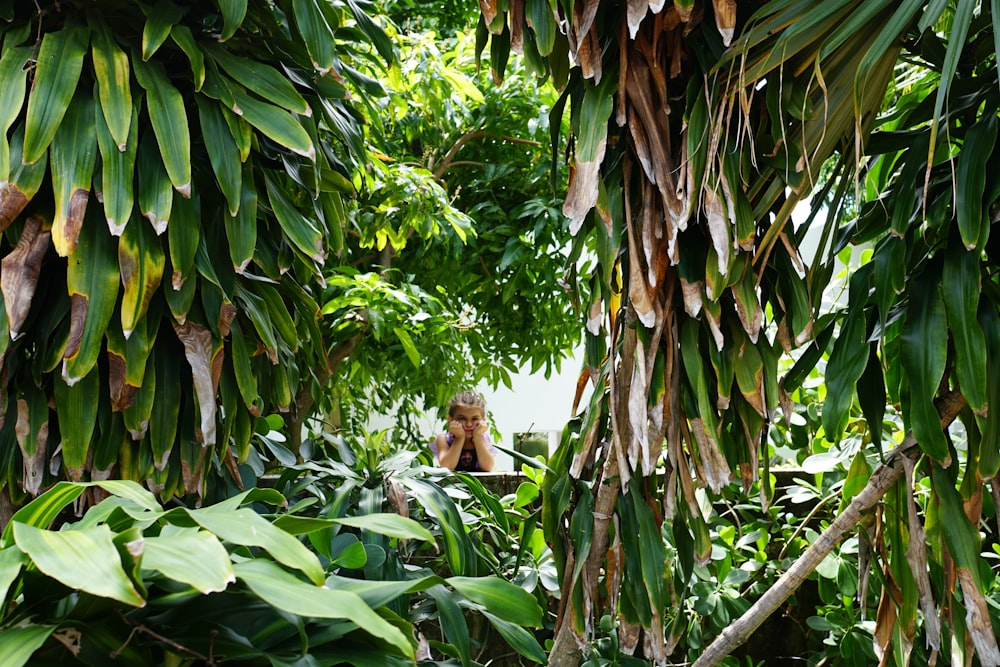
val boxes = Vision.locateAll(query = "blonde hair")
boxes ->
[448,390,486,416]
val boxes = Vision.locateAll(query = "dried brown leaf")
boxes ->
[174,321,221,447]
[1,216,50,337]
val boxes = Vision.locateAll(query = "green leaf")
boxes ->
[0,625,56,667]
[0,546,28,606]
[196,95,243,215]
[203,43,308,115]
[232,87,315,160]
[63,210,120,384]
[187,507,324,585]
[119,212,165,337]
[900,269,949,461]
[401,477,473,576]
[481,610,547,663]
[291,0,336,72]
[942,243,987,410]
[12,522,145,606]
[136,131,173,234]
[235,559,413,657]
[49,91,98,257]
[133,56,192,196]
[392,326,420,367]
[331,513,435,543]
[142,0,183,61]
[23,24,89,164]
[218,0,249,41]
[90,18,132,150]
[95,94,138,235]
[266,175,324,261]
[955,112,997,248]
[52,366,100,470]
[0,44,30,182]
[427,584,471,665]
[170,25,205,90]
[142,530,236,593]
[447,576,544,627]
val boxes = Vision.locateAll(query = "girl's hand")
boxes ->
[473,421,489,438]
[448,420,466,442]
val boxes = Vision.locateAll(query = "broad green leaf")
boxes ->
[95,94,138,235]
[23,24,89,164]
[52,366,100,470]
[203,43,308,115]
[235,559,413,657]
[331,513,435,543]
[900,270,949,461]
[577,74,615,162]
[63,210,120,384]
[525,0,557,56]
[196,95,242,215]
[823,270,872,443]
[50,92,97,257]
[90,19,132,150]
[232,87,315,159]
[401,477,473,576]
[188,507,324,585]
[447,576,543,627]
[142,530,235,593]
[0,625,55,667]
[12,522,145,606]
[2,482,86,546]
[2,125,47,229]
[292,0,336,72]
[256,282,298,350]
[133,56,191,196]
[119,213,165,337]
[228,320,259,408]
[218,0,248,41]
[481,610,547,663]
[141,0,182,61]
[931,464,983,588]
[234,284,279,364]
[326,573,443,609]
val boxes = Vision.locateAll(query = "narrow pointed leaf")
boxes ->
[266,175,324,261]
[0,44,30,181]
[229,320,259,408]
[149,347,180,468]
[943,244,987,410]
[196,95,242,215]
[23,24,89,164]
[203,43,308,115]
[168,190,200,289]
[226,164,257,271]
[291,0,335,72]
[133,56,191,196]
[0,126,46,232]
[332,513,435,542]
[218,0,248,41]
[141,1,182,61]
[0,625,55,667]
[955,112,997,249]
[232,87,315,159]
[900,271,949,461]
[170,25,205,90]
[136,131,173,234]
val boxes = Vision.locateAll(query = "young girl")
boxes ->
[431,391,497,472]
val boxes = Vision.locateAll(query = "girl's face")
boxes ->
[450,406,484,435]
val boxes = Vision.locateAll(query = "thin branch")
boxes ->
[433,129,542,179]
[693,389,967,667]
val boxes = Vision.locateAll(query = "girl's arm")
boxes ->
[434,425,465,470]
[470,423,495,472]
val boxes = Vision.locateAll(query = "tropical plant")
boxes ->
[475,1,1000,665]
[270,428,551,664]
[0,1,390,511]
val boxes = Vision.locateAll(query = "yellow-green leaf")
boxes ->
[50,92,97,257]
[142,1,182,61]
[64,211,120,385]
[91,19,132,150]
[119,214,165,338]
[23,24,89,164]
[0,44,30,182]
